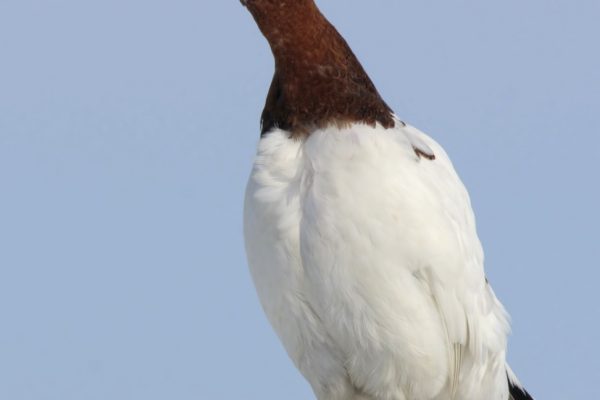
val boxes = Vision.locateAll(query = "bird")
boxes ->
[240,1,534,399]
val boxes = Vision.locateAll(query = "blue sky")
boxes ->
[0,1,598,399]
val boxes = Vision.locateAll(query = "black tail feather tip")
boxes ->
[509,380,534,400]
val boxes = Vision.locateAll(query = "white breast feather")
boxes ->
[244,122,512,400]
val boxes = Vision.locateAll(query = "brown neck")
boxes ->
[244,0,395,137]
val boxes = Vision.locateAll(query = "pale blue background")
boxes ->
[0,1,598,399]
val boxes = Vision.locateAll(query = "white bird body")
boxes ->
[244,121,514,400]
[240,1,532,398]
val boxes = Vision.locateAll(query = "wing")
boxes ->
[299,122,511,399]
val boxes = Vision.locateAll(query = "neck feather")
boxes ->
[246,0,395,137]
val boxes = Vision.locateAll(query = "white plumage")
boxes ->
[244,120,522,400]
[239,1,532,398]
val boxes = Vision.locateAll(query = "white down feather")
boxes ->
[244,121,512,400]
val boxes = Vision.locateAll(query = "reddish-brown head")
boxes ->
[241,0,395,137]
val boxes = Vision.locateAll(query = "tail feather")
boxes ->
[507,367,534,400]
[509,380,534,400]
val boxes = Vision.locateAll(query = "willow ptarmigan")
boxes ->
[241,1,533,399]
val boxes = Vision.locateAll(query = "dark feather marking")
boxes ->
[414,147,436,160]
[508,376,534,400]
